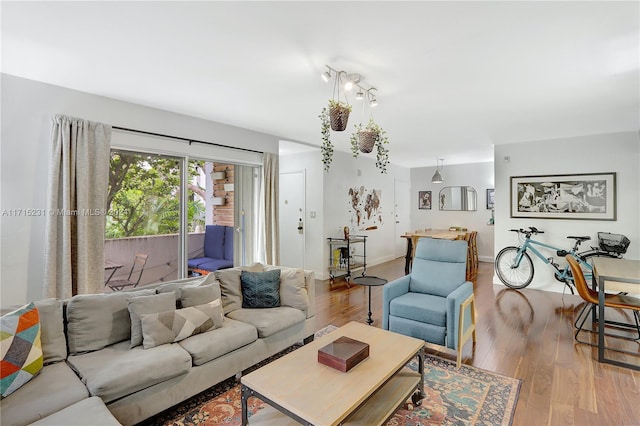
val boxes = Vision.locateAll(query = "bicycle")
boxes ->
[495,227,629,294]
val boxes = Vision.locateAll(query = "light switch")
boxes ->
[310,211,316,218]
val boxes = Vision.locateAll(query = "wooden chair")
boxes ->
[107,254,148,291]
[565,255,640,345]
[457,232,478,284]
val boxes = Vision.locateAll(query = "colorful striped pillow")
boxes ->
[1,302,43,397]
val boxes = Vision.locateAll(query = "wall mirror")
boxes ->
[439,186,477,211]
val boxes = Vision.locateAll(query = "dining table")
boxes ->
[591,257,640,370]
[401,229,470,274]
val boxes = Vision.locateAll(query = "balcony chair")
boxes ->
[106,253,148,291]
[566,255,640,345]
[383,238,476,367]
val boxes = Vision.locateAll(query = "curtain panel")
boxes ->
[262,153,279,265]
[44,115,111,298]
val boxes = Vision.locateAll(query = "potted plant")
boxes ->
[349,118,390,173]
[328,99,351,131]
[319,107,334,171]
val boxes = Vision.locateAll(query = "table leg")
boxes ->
[367,286,373,325]
[411,348,426,405]
[598,278,605,363]
[404,238,413,275]
[241,385,250,426]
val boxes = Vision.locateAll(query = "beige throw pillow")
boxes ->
[140,299,224,349]
[215,264,263,314]
[127,292,176,348]
[180,283,221,308]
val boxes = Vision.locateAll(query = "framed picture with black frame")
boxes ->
[486,188,495,209]
[510,172,616,220]
[418,191,432,210]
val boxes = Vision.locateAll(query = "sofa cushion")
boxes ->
[204,225,226,259]
[198,258,233,272]
[226,307,305,338]
[178,317,258,366]
[156,273,218,301]
[66,289,155,354]
[127,292,176,348]
[215,264,265,314]
[30,396,122,426]
[34,298,67,364]
[241,270,281,309]
[67,340,192,403]
[1,302,43,397]
[180,283,220,308]
[0,361,88,426]
[272,267,309,312]
[389,292,447,327]
[140,299,224,349]
[187,257,214,269]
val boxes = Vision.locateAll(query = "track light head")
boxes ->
[369,97,378,107]
[321,70,331,82]
[355,90,364,100]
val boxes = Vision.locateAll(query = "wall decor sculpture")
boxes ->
[348,186,383,230]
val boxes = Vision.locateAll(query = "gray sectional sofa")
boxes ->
[0,264,316,426]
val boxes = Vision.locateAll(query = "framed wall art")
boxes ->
[486,188,495,209]
[510,172,616,220]
[418,191,432,210]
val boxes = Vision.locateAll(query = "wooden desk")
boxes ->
[401,230,470,274]
[592,257,640,370]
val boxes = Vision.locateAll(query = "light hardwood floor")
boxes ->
[314,258,640,426]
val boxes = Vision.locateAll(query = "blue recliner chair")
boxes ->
[383,237,476,367]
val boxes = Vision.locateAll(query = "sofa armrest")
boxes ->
[382,275,411,330]
[446,281,473,350]
[304,270,316,319]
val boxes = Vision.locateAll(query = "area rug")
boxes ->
[141,325,520,426]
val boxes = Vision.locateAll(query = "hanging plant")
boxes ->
[328,99,351,131]
[349,118,390,174]
[319,107,333,171]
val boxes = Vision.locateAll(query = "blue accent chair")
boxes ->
[383,238,476,367]
[188,225,234,273]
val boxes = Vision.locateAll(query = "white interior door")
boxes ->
[279,171,305,268]
[394,179,411,258]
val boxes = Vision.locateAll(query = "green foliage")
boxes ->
[349,118,390,174]
[319,107,333,172]
[106,152,204,238]
[328,99,352,112]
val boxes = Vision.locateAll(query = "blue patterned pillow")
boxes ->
[240,270,281,308]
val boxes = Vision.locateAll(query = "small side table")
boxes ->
[352,276,388,325]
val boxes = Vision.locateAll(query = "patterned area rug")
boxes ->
[140,325,520,426]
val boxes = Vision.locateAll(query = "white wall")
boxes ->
[321,150,410,280]
[494,132,640,292]
[410,161,495,262]
[1,74,279,305]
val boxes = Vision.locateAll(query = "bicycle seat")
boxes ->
[567,236,591,242]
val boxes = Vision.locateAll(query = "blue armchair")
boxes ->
[383,237,476,367]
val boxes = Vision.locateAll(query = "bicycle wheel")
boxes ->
[495,246,534,289]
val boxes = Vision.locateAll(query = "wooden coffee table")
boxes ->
[241,321,425,425]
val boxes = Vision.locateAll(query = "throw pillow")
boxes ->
[1,303,43,397]
[33,298,66,364]
[180,283,221,308]
[278,268,309,312]
[156,272,218,302]
[240,270,281,309]
[215,269,243,314]
[127,292,176,348]
[140,299,224,349]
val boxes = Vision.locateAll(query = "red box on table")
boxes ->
[317,336,370,372]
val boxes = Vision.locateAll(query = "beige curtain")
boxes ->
[44,115,111,298]
[262,153,279,265]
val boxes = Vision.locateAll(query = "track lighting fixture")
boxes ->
[322,65,379,106]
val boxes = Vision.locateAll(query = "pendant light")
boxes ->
[431,158,444,184]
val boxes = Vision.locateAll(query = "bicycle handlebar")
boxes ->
[509,227,544,235]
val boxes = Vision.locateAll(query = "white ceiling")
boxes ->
[2,1,638,168]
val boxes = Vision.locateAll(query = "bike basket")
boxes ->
[597,232,630,254]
